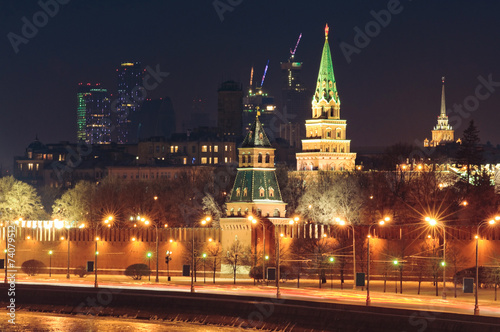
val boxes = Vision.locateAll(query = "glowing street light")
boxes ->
[147,252,152,281]
[336,217,357,290]
[48,250,53,277]
[474,217,498,315]
[366,217,390,306]
[427,216,446,299]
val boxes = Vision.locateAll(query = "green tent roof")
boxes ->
[313,25,339,105]
[241,116,272,148]
[229,169,283,202]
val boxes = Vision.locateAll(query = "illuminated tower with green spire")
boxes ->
[296,24,356,171]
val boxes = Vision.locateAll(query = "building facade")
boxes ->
[217,80,243,138]
[77,83,112,144]
[296,24,356,171]
[424,78,454,147]
[116,62,144,144]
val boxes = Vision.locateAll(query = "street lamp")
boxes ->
[329,257,335,289]
[202,253,207,283]
[147,252,152,281]
[336,217,357,290]
[248,215,267,283]
[366,217,390,306]
[191,216,211,293]
[166,250,172,281]
[474,217,498,315]
[48,250,53,277]
[138,215,160,283]
[426,216,446,299]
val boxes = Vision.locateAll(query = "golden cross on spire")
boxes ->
[325,24,329,39]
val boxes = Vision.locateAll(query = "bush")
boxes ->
[124,264,150,280]
[74,266,88,278]
[21,260,45,276]
[249,266,263,280]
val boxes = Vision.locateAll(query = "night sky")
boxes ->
[1,0,500,171]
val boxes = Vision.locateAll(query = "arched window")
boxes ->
[236,188,241,196]
[230,208,234,216]
[258,153,263,163]
[242,155,246,163]
[269,187,274,197]
[248,155,252,163]
[265,153,270,163]
[273,209,280,217]
[243,187,248,196]
[259,187,265,197]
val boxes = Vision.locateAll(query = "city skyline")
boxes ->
[1,0,500,170]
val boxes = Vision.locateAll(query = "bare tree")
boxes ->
[206,241,222,283]
[223,239,251,284]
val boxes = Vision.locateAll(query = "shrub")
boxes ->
[74,266,88,278]
[21,259,45,276]
[124,264,150,280]
[249,266,263,280]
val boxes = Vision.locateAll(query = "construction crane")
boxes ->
[289,33,302,60]
[260,59,269,88]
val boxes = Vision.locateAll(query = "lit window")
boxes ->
[225,145,228,152]
[28,163,33,170]
[214,145,219,153]
[170,146,174,153]
[175,146,178,153]
[183,158,187,165]
[269,187,274,197]
[224,157,228,163]
[209,145,212,152]
[201,157,207,164]
[209,157,212,164]
[202,145,208,152]
[259,188,265,197]
[214,157,218,164]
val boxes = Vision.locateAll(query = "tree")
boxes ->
[0,176,45,221]
[456,120,483,185]
[206,241,222,283]
[124,263,150,280]
[52,181,94,222]
[291,237,331,288]
[21,259,45,276]
[223,239,251,284]
[296,172,363,225]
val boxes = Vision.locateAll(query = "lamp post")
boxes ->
[474,217,498,315]
[336,218,357,290]
[48,250,53,277]
[248,215,266,283]
[142,218,160,283]
[329,257,335,289]
[147,252,152,281]
[276,230,282,298]
[426,216,446,299]
[202,253,207,283]
[191,216,211,293]
[366,217,390,306]
[66,226,70,279]
[166,250,172,282]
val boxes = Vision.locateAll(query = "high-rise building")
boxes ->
[242,87,277,135]
[424,78,454,147]
[129,97,176,141]
[77,83,111,144]
[280,60,309,127]
[296,24,356,171]
[217,80,243,138]
[116,62,144,144]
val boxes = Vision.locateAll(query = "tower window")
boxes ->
[269,187,274,197]
[265,153,270,163]
[258,153,263,163]
[259,187,265,197]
